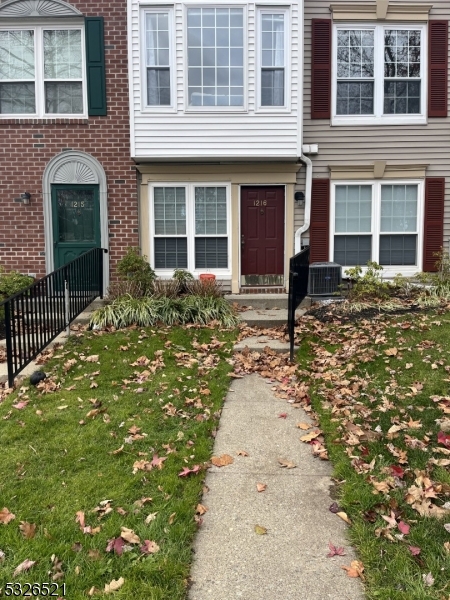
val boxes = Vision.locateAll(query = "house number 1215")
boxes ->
[253,200,267,206]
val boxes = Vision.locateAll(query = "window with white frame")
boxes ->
[259,9,287,107]
[332,181,421,269]
[145,10,172,106]
[152,184,229,271]
[334,24,425,123]
[187,7,244,107]
[0,27,85,116]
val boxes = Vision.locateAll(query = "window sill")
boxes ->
[342,265,421,278]
[155,269,232,279]
[0,117,89,125]
[332,115,427,127]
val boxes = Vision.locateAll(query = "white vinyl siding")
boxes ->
[150,183,231,275]
[0,26,86,117]
[130,0,301,159]
[332,24,426,126]
[331,180,423,275]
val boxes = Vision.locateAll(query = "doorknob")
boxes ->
[241,234,245,246]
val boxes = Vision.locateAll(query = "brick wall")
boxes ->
[0,0,139,280]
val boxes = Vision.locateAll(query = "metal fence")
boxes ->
[288,246,310,361]
[1,247,107,387]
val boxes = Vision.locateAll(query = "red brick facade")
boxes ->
[0,0,138,280]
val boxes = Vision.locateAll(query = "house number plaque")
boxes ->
[253,199,267,206]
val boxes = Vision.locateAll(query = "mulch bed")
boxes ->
[306,301,427,323]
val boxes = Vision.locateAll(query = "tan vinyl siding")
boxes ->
[303,0,450,250]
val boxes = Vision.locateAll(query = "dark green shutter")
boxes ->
[85,17,107,116]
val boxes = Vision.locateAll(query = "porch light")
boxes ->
[21,192,31,205]
[294,191,305,206]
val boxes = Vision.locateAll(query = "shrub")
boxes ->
[0,267,34,323]
[172,268,194,294]
[345,262,392,302]
[116,247,156,295]
[90,294,238,329]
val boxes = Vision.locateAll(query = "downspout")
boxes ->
[294,153,313,253]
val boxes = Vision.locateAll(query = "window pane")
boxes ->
[0,30,35,80]
[56,189,95,242]
[0,82,35,113]
[44,30,82,79]
[334,235,372,266]
[261,69,284,106]
[383,80,421,114]
[154,238,187,269]
[380,184,417,232]
[335,185,372,232]
[45,82,83,113]
[336,29,374,79]
[195,237,228,268]
[187,7,244,106]
[195,187,227,235]
[384,29,420,79]
[154,187,186,235]
[379,234,417,265]
[146,12,171,105]
[147,68,170,105]
[336,81,373,115]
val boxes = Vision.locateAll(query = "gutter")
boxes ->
[294,149,315,253]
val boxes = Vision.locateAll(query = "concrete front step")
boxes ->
[226,293,312,311]
[234,334,296,354]
[237,307,307,328]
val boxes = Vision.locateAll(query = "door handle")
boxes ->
[241,235,245,246]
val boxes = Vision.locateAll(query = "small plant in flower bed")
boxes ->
[0,266,34,325]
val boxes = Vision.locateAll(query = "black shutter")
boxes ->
[428,21,448,118]
[423,178,445,271]
[311,19,331,119]
[85,17,107,116]
[310,179,330,262]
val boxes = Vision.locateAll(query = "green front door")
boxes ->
[52,185,101,269]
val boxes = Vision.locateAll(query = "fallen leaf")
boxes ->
[398,521,410,535]
[384,347,398,356]
[236,450,249,456]
[278,458,296,469]
[0,507,15,525]
[300,430,321,442]
[211,454,233,467]
[13,559,36,577]
[120,527,140,544]
[106,537,126,556]
[278,412,288,419]
[196,504,208,515]
[19,521,36,539]
[0,549,5,561]
[254,524,267,535]
[296,422,312,430]
[336,511,352,525]
[438,431,450,448]
[408,546,421,556]
[327,541,346,557]
[85,354,99,363]
[422,572,435,587]
[145,513,158,524]
[104,577,124,594]
[140,540,160,554]
[256,483,267,492]
[342,560,364,579]
[12,400,28,410]
[329,502,340,514]
[390,465,405,479]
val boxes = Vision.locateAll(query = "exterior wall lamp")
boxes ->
[21,192,31,205]
[294,191,305,207]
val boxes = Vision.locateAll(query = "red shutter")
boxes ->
[310,179,330,263]
[428,21,448,117]
[311,19,331,119]
[423,177,445,271]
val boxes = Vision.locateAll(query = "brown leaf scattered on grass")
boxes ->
[0,507,15,524]
[120,527,140,544]
[104,577,125,593]
[196,504,208,515]
[211,454,234,467]
[140,540,160,554]
[19,521,36,539]
[336,511,352,525]
[13,559,36,577]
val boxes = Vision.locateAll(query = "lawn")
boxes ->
[0,323,236,599]
[294,308,450,600]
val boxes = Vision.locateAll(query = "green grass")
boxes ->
[0,324,237,599]
[296,310,450,600]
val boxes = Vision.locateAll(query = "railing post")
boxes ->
[4,301,14,388]
[99,248,104,299]
[65,279,70,337]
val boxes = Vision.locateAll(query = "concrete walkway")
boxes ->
[189,374,364,600]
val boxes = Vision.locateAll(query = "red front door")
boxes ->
[240,186,285,286]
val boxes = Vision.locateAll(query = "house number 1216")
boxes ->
[253,200,267,206]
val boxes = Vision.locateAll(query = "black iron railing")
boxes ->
[1,247,107,387]
[288,246,310,361]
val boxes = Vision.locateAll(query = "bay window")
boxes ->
[334,24,425,124]
[151,184,229,272]
[0,26,85,116]
[332,181,422,271]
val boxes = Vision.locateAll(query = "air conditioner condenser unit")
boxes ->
[308,262,342,296]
